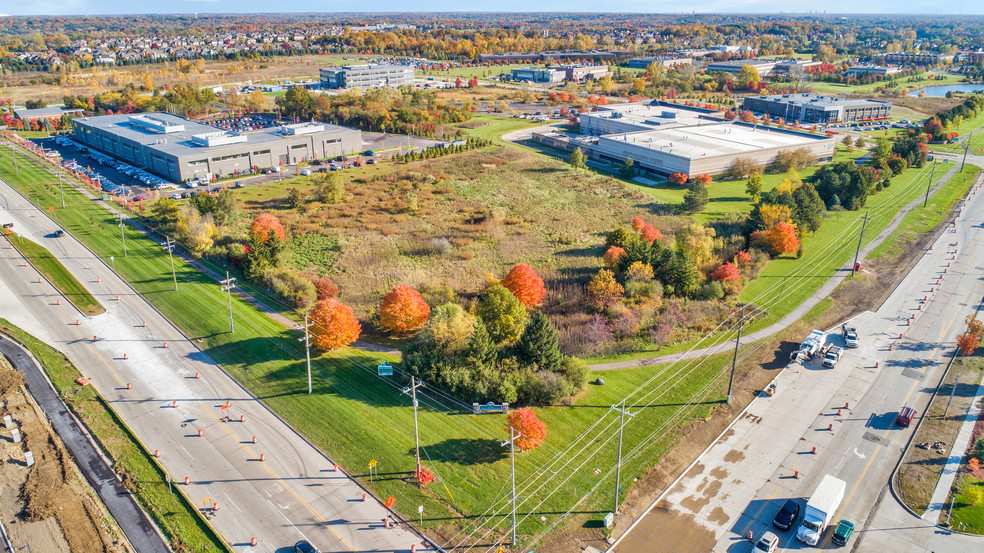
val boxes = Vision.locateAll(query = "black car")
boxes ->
[294,540,319,553]
[54,229,65,238]
[772,499,800,530]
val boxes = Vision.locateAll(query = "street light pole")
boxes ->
[117,210,127,257]
[851,211,870,277]
[220,271,236,333]
[727,305,746,404]
[163,236,178,291]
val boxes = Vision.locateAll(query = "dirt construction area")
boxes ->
[0,355,131,553]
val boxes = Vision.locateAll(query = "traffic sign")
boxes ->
[377,362,393,376]
[369,459,377,468]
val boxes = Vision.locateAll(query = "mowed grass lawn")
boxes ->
[458,112,546,145]
[6,234,105,315]
[0,146,744,542]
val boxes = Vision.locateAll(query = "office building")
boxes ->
[71,112,363,182]
[627,56,693,69]
[509,67,565,83]
[742,93,892,123]
[706,59,778,76]
[319,64,415,89]
[549,64,610,81]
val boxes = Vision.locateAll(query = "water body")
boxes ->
[906,83,984,97]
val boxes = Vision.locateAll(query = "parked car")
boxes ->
[133,196,146,202]
[170,193,182,199]
[362,149,375,156]
[300,168,312,176]
[233,181,246,189]
[832,520,854,545]
[772,499,800,530]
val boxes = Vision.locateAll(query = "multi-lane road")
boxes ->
[0,176,426,552]
[611,170,984,552]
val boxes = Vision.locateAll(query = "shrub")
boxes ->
[267,270,317,311]
[602,246,627,268]
[311,277,339,301]
[586,269,624,310]
[668,172,689,185]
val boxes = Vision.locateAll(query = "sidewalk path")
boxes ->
[0,335,170,553]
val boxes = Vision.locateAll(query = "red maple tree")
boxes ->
[311,277,339,301]
[631,216,646,232]
[502,263,546,309]
[767,222,799,255]
[309,299,361,350]
[378,284,431,334]
[640,224,662,244]
[602,246,627,268]
[507,407,546,451]
[710,262,741,282]
[668,172,689,185]
[249,213,286,244]
[694,173,712,184]
[957,332,981,356]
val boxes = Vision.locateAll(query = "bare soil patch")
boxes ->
[0,357,131,553]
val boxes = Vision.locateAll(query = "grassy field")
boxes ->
[870,165,982,259]
[5,234,105,316]
[0,318,230,552]
[457,112,545,145]
[805,73,965,96]
[930,109,984,155]
[0,142,747,544]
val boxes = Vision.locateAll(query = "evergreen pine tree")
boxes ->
[514,312,563,372]
[467,320,498,367]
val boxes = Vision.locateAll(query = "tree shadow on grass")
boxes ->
[556,246,601,258]
[420,438,508,465]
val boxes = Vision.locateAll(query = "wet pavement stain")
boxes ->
[685,462,705,480]
[708,506,730,526]
[710,466,728,480]
[724,449,746,463]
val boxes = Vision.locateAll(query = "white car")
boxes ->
[300,168,312,176]
[186,182,199,188]
[170,193,182,199]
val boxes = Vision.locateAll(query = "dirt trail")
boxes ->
[0,356,131,553]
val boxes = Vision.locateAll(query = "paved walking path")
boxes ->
[589,162,966,371]
[924,373,984,522]
[0,334,170,553]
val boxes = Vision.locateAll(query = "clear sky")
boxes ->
[2,1,983,16]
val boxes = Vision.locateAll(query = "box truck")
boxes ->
[796,474,846,546]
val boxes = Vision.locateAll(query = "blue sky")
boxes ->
[2,1,983,16]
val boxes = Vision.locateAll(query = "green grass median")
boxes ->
[5,233,105,316]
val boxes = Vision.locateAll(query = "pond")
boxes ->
[906,83,984,97]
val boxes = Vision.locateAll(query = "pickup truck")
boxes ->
[822,346,844,368]
[842,325,859,348]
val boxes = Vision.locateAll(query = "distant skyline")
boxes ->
[3,1,984,17]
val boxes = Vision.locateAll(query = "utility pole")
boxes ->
[924,160,938,208]
[163,237,178,291]
[403,378,425,477]
[727,305,746,404]
[297,313,313,394]
[10,142,17,175]
[851,211,870,277]
[960,132,974,172]
[500,426,519,547]
[220,271,236,333]
[59,171,65,208]
[117,210,127,257]
[612,400,635,515]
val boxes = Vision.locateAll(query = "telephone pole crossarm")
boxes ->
[297,314,314,394]
[219,271,236,333]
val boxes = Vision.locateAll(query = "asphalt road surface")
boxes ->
[0,334,171,553]
[611,172,984,552]
[0,176,428,553]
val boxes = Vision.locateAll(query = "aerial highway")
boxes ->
[0,177,427,552]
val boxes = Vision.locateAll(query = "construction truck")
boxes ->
[842,325,859,348]
[790,330,827,363]
[797,475,846,546]
[822,346,844,368]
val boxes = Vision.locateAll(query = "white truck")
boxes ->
[822,346,844,368]
[791,329,828,362]
[842,325,859,348]
[796,474,846,546]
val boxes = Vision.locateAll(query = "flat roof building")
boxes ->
[876,52,953,66]
[478,49,632,63]
[742,93,892,123]
[319,64,415,89]
[772,59,822,74]
[627,56,693,69]
[706,59,778,76]
[71,112,362,182]
[548,101,834,177]
[14,106,84,122]
[509,67,565,83]
[549,64,609,81]
[845,65,900,77]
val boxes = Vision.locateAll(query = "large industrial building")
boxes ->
[533,102,835,177]
[742,93,892,123]
[71,113,363,182]
[319,64,415,89]
[706,59,778,76]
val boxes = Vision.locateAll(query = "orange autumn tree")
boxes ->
[767,222,799,255]
[379,284,431,334]
[309,299,361,350]
[249,213,286,244]
[710,261,740,282]
[631,216,646,232]
[602,246,626,268]
[668,172,689,185]
[507,407,546,451]
[640,223,662,244]
[957,331,981,356]
[311,277,339,301]
[502,263,546,309]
